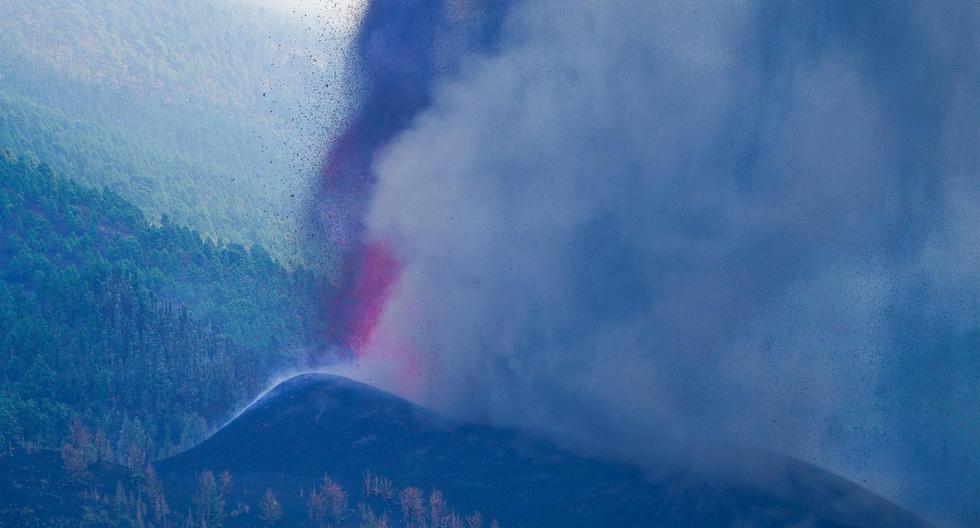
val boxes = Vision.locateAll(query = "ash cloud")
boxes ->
[349,1,978,525]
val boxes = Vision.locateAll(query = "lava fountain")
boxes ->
[311,1,513,393]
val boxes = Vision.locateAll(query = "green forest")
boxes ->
[0,0,347,260]
[0,151,325,463]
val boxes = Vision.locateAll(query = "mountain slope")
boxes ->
[0,449,142,528]
[0,0,340,256]
[0,152,322,460]
[159,373,929,527]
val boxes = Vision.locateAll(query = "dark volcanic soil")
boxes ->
[155,373,929,528]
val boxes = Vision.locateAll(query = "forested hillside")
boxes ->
[0,0,347,259]
[0,151,325,464]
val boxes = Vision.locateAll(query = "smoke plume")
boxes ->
[319,1,979,525]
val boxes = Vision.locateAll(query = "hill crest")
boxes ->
[158,373,929,528]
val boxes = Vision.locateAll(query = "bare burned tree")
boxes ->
[307,488,326,527]
[466,512,484,528]
[399,486,424,527]
[429,489,447,528]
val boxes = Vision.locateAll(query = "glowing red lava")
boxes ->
[342,241,402,354]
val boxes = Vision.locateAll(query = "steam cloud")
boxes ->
[335,1,978,525]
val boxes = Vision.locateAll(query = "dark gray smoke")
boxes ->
[353,1,978,525]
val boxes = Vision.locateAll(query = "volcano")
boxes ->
[156,374,928,527]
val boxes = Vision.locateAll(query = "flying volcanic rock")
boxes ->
[309,0,513,360]
[157,374,928,528]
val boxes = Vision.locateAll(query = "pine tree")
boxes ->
[258,488,282,526]
[127,443,147,472]
[114,482,128,515]
[194,470,224,528]
[118,416,149,468]
[153,493,171,526]
[142,463,171,524]
[93,428,114,463]
[363,469,373,497]
[220,470,233,497]
[144,464,163,500]
[61,418,93,477]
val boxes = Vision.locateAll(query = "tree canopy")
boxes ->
[0,151,325,461]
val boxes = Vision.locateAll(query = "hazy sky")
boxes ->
[240,0,364,20]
